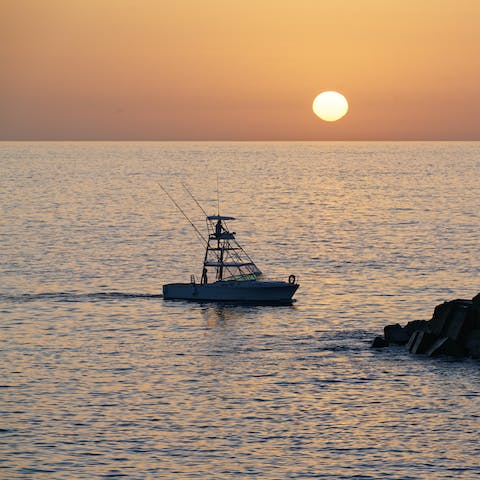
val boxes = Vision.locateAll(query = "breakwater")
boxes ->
[372,293,480,358]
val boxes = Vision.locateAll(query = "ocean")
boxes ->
[1,141,479,479]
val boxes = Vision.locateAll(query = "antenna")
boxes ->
[216,174,220,216]
[158,183,207,246]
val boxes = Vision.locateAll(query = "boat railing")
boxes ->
[208,232,235,240]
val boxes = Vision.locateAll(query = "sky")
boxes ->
[1,0,479,140]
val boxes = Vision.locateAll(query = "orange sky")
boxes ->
[1,0,479,140]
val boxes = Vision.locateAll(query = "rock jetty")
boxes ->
[372,293,480,359]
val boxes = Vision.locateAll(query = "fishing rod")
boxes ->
[158,183,207,246]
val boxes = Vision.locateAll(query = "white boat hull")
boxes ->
[163,280,298,304]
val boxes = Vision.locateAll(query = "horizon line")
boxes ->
[1,138,480,142]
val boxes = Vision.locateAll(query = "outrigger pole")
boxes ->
[181,182,209,219]
[158,183,207,246]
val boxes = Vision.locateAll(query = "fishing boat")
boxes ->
[162,210,299,305]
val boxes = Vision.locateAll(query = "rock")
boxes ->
[384,323,410,345]
[404,320,429,337]
[371,336,388,348]
[409,331,437,355]
[468,300,480,330]
[429,302,452,336]
[472,293,480,305]
[426,337,466,357]
[465,330,480,359]
[406,330,421,351]
[444,303,471,342]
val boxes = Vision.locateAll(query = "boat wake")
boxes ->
[0,292,163,304]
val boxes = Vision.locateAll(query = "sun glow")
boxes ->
[312,91,349,122]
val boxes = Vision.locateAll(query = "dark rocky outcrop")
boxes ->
[371,336,389,348]
[384,323,410,345]
[371,293,480,359]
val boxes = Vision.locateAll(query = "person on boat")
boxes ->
[215,219,223,238]
[201,267,208,284]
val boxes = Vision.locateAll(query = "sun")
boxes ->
[312,91,349,122]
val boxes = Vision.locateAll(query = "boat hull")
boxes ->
[163,280,298,305]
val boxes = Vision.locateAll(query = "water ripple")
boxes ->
[1,142,479,479]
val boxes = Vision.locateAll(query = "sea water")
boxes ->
[1,142,479,479]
